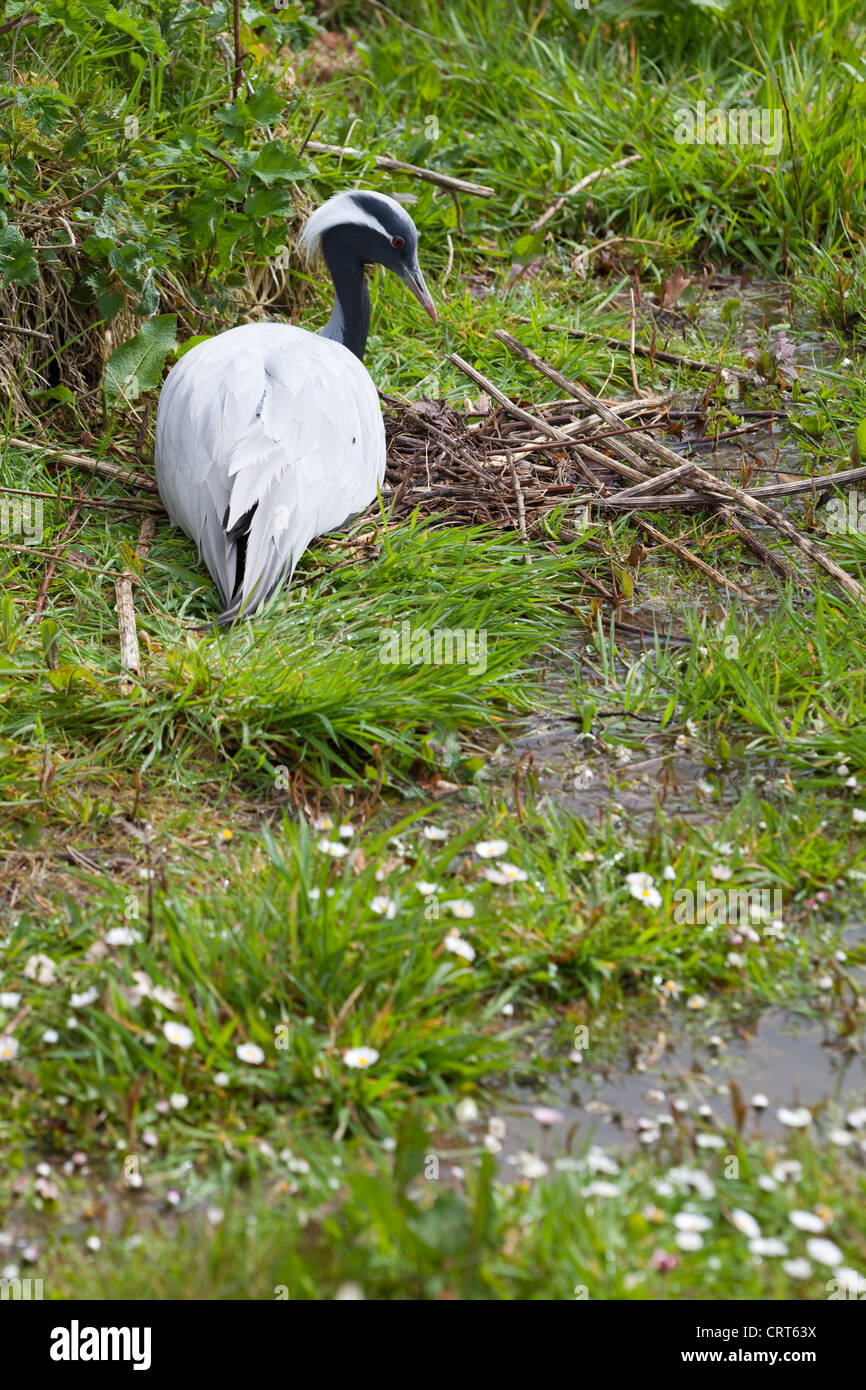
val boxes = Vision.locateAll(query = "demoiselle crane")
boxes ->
[154,190,437,624]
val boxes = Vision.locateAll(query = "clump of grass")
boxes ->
[0,490,601,803]
[22,1117,866,1300]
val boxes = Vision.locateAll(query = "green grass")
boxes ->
[21,1127,866,1300]
[3,0,866,1302]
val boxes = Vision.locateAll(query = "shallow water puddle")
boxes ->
[493,718,735,824]
[499,1005,866,1159]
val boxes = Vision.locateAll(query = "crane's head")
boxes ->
[299,189,437,323]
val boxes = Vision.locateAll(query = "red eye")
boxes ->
[391,235,404,248]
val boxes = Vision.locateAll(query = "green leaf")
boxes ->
[103,314,177,410]
[0,219,38,288]
[32,385,75,406]
[243,186,295,220]
[512,232,543,260]
[251,139,309,185]
[175,334,212,360]
[246,85,286,127]
[134,271,161,317]
[104,6,170,59]
[83,270,125,321]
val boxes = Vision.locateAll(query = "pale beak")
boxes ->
[401,264,438,323]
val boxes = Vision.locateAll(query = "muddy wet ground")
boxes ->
[501,1005,866,1158]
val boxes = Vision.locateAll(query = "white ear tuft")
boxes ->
[298,189,410,262]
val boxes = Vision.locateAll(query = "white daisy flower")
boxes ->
[583,1181,620,1198]
[0,992,21,1009]
[41,1029,59,1045]
[455,1098,479,1125]
[317,838,350,857]
[334,1282,365,1300]
[662,865,676,881]
[105,927,142,946]
[416,881,439,895]
[853,808,866,824]
[485,861,527,884]
[828,1127,854,1146]
[70,988,99,1009]
[444,900,475,919]
[152,985,182,1012]
[0,1036,19,1061]
[777,1106,811,1128]
[163,1021,194,1049]
[475,839,509,859]
[516,1151,548,1179]
[587,1148,619,1175]
[674,1212,712,1232]
[236,1043,265,1065]
[772,1160,802,1183]
[343,1046,379,1069]
[789,1211,825,1233]
[750,1092,769,1109]
[370,896,396,918]
[421,826,448,841]
[169,1092,189,1110]
[750,1237,788,1257]
[532,1105,563,1126]
[443,934,476,962]
[805,1237,843,1267]
[729,1209,761,1239]
[24,954,56,984]
[676,1231,703,1251]
[625,872,662,908]
[782,1257,811,1279]
[488,1117,506,1139]
[846,1107,866,1130]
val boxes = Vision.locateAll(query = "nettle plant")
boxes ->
[0,0,322,419]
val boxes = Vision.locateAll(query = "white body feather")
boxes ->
[154,322,385,620]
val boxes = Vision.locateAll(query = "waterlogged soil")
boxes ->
[486,719,741,825]
[479,277,855,823]
[497,1004,866,1160]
